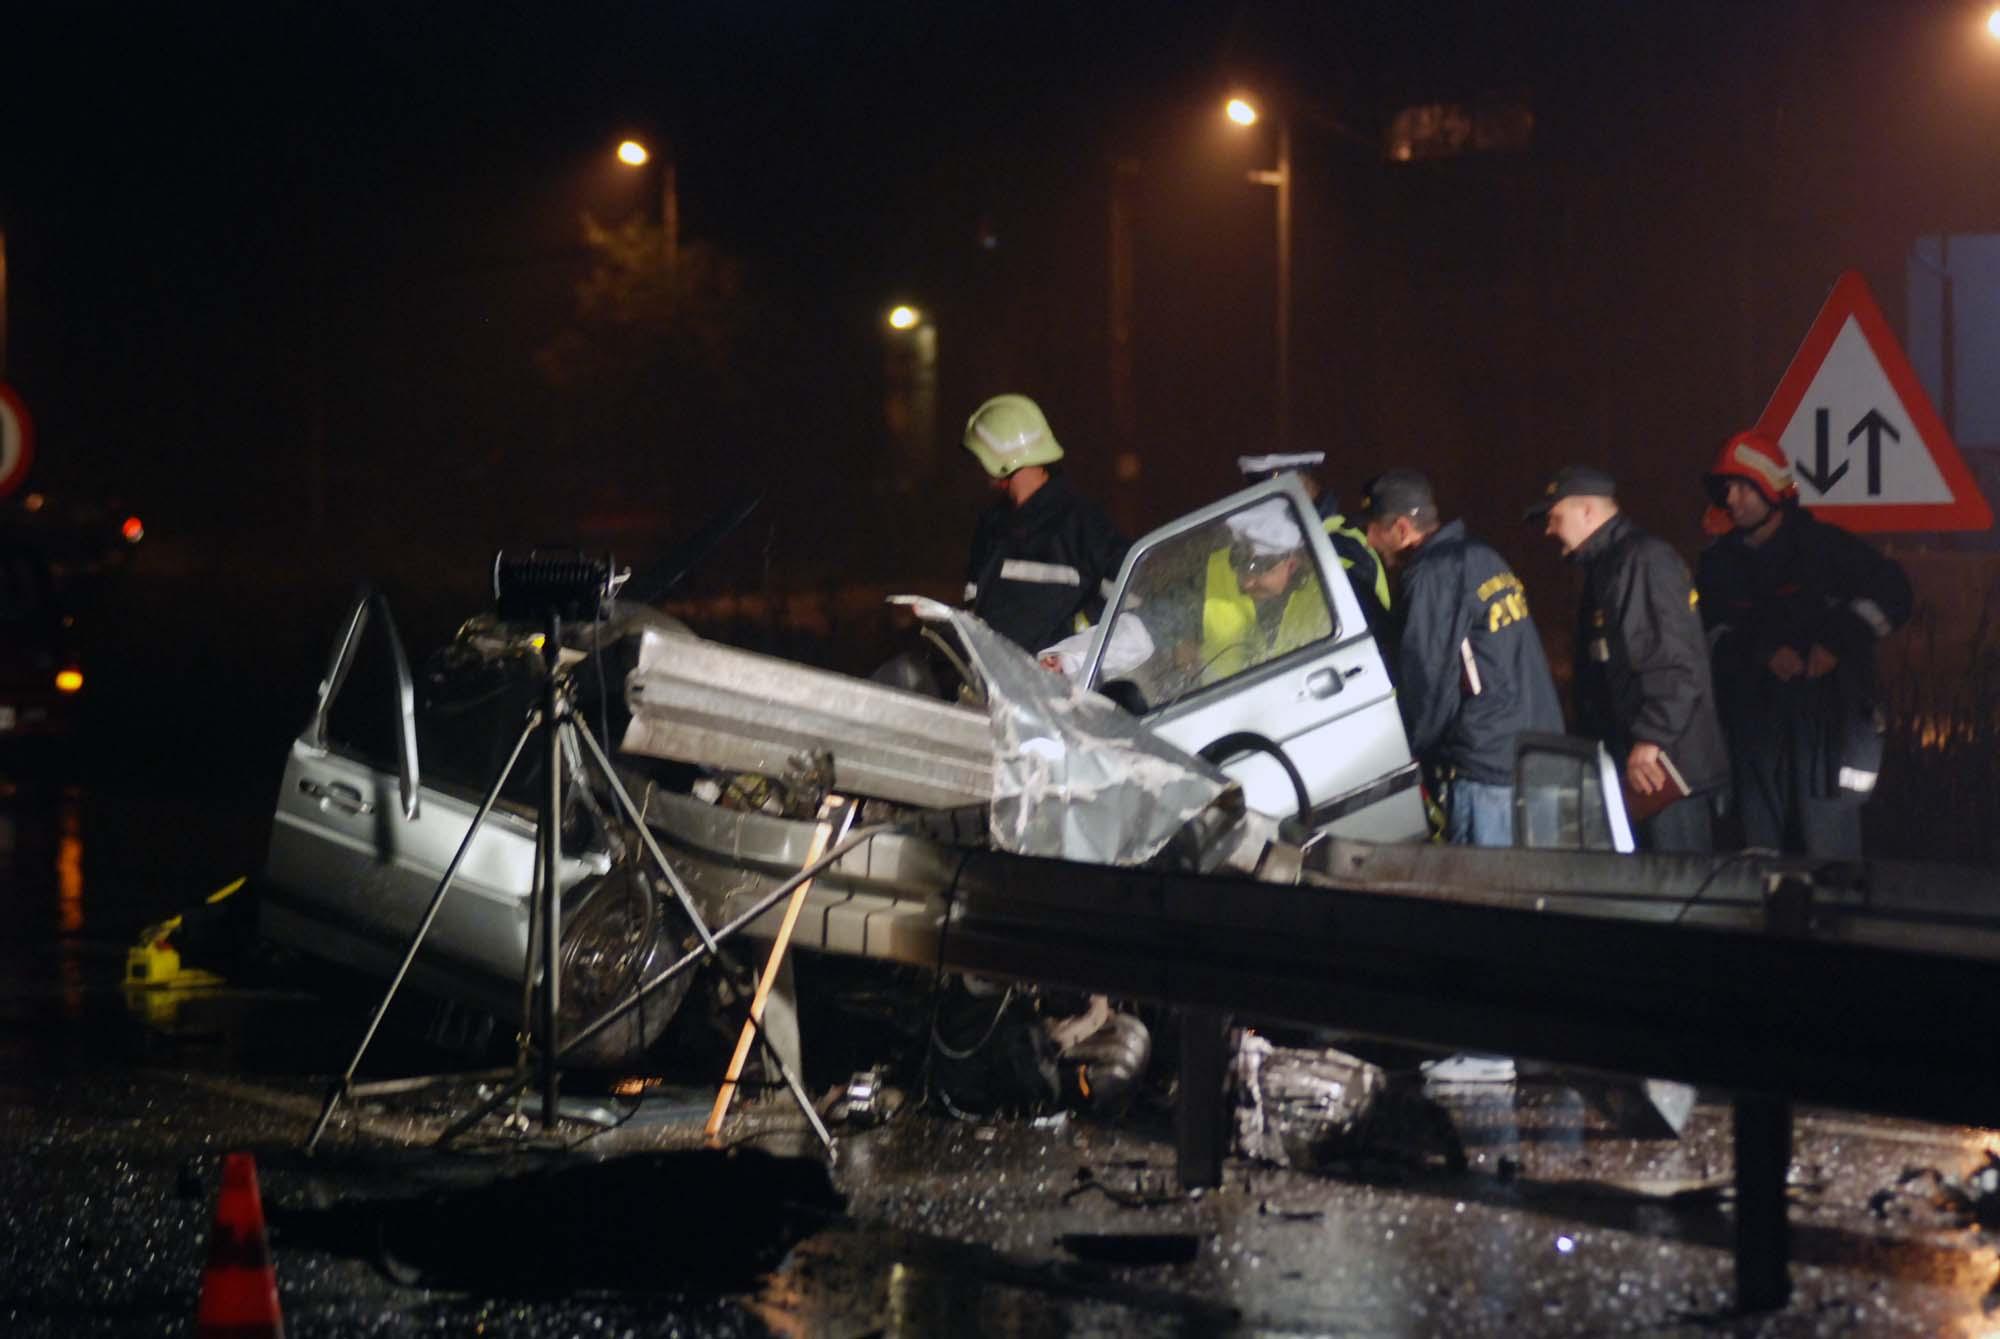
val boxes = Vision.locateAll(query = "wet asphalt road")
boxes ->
[8,772,2000,1336]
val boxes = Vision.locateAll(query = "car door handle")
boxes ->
[300,778,373,816]
[1304,668,1345,699]
[1303,665,1366,700]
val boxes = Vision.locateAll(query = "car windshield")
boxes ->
[1090,495,1337,714]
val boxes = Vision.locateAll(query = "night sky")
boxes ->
[5,1,1999,684]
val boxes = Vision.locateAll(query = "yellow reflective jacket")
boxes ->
[1201,549,1331,681]
[1324,513,1391,614]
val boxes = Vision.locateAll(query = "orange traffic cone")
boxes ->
[196,1152,285,1338]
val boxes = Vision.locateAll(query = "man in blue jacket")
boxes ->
[1361,469,1564,847]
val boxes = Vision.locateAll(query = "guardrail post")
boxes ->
[1175,1007,1231,1189]
[1733,1092,1793,1311]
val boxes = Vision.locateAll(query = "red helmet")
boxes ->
[1704,430,1796,508]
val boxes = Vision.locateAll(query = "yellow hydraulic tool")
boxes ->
[124,876,243,990]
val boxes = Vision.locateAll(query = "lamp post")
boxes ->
[883,304,938,485]
[1227,96,1292,454]
[616,138,678,275]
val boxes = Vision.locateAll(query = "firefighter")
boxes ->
[1695,430,1912,858]
[1526,465,1728,852]
[1236,452,1391,634]
[1360,468,1563,847]
[961,393,1129,657]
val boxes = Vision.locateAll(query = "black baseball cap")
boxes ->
[1522,464,1617,520]
[1355,468,1436,522]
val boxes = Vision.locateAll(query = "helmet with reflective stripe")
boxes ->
[963,393,1064,478]
[1704,430,1796,508]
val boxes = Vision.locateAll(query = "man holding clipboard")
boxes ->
[1527,466,1728,852]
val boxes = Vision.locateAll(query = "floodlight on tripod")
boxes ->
[492,549,627,625]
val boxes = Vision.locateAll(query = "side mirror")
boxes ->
[1511,732,1633,853]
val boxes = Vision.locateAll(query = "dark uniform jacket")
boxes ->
[1392,519,1564,786]
[1569,513,1728,793]
[1695,503,1912,798]
[966,474,1129,655]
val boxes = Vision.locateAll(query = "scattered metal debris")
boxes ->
[1232,1033,1466,1173]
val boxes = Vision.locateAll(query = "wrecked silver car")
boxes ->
[256,479,1634,1107]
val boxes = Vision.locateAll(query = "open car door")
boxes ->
[1084,480,1427,842]
[260,589,570,1017]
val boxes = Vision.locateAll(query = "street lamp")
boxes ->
[615,137,678,274]
[1226,94,1293,454]
[1987,6,2000,41]
[883,304,937,484]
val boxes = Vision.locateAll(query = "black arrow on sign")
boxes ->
[1846,408,1900,496]
[1796,408,1850,494]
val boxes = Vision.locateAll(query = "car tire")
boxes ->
[553,862,697,1068]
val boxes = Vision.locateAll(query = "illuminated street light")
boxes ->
[1226,93,1293,453]
[882,303,937,484]
[616,137,677,273]
[1987,6,2000,41]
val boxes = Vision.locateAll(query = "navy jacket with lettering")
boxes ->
[966,474,1129,655]
[1570,513,1729,794]
[1391,520,1564,785]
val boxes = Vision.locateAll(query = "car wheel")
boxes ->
[553,861,697,1068]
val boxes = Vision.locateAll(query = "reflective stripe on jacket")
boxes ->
[966,474,1129,654]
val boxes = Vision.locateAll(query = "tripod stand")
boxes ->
[304,607,834,1154]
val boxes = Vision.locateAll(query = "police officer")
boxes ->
[1695,430,1912,858]
[961,394,1129,657]
[1360,468,1563,847]
[1236,452,1391,635]
[1526,465,1728,852]
[1200,498,1332,682]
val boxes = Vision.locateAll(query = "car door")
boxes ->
[1084,480,1426,842]
[259,590,561,1016]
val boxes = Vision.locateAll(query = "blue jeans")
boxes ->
[1447,778,1516,848]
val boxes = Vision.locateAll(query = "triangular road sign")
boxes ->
[1756,270,1992,533]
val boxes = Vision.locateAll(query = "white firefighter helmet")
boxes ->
[962,393,1064,478]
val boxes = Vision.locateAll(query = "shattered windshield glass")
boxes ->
[1092,494,1338,715]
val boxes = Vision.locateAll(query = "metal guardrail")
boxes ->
[644,796,2000,1310]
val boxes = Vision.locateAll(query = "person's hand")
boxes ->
[1038,652,1065,673]
[1805,644,1838,678]
[1768,646,1805,681]
[1627,741,1667,796]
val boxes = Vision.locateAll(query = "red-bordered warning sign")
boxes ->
[0,384,32,499]
[1756,270,1992,533]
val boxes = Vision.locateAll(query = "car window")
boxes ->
[1092,495,1337,714]
[322,622,408,775]
[416,644,551,807]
